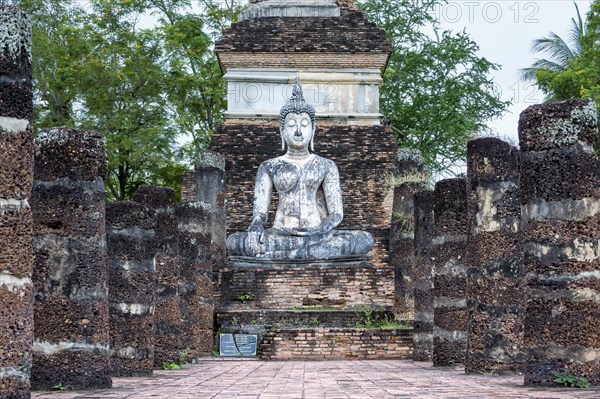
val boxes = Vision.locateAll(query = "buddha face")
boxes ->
[281,112,314,151]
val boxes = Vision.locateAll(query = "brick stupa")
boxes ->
[209,0,407,359]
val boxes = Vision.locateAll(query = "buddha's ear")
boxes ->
[280,130,286,152]
[310,127,315,152]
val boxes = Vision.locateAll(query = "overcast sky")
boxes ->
[435,0,592,145]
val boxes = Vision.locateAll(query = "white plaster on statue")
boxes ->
[0,198,29,213]
[0,274,32,290]
[112,303,155,316]
[227,78,374,259]
[474,181,519,233]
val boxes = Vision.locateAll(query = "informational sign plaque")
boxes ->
[219,334,258,357]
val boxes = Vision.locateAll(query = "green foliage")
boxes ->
[358,0,509,174]
[51,382,66,391]
[19,0,240,201]
[162,362,182,370]
[521,1,600,117]
[551,370,591,388]
[354,306,413,329]
[233,292,256,302]
[178,347,191,365]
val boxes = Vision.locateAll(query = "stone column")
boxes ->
[31,128,111,389]
[133,186,183,367]
[432,178,468,366]
[390,149,426,322]
[177,151,226,359]
[412,190,435,361]
[519,99,600,385]
[465,137,525,374]
[0,6,34,398]
[106,201,157,376]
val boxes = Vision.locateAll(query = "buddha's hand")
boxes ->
[247,216,266,254]
[288,225,329,237]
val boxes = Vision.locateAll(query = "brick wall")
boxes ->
[217,260,394,310]
[259,328,413,360]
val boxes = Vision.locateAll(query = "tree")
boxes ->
[19,0,240,200]
[519,2,587,102]
[520,0,600,132]
[358,0,509,173]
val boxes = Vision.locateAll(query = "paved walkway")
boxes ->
[32,359,599,399]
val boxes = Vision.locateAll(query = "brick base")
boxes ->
[259,328,413,360]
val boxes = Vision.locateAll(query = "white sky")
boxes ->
[434,0,592,145]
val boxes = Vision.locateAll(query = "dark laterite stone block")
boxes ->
[465,233,521,268]
[413,288,433,312]
[32,350,111,390]
[156,256,179,287]
[133,185,177,209]
[518,99,598,152]
[467,272,524,306]
[434,308,467,332]
[108,269,155,304]
[0,208,33,278]
[106,201,156,231]
[467,137,520,183]
[0,377,30,399]
[434,178,468,234]
[520,150,600,204]
[107,235,158,262]
[31,183,105,238]
[523,216,600,245]
[0,80,32,119]
[0,284,33,365]
[432,337,466,366]
[111,358,153,378]
[33,237,107,300]
[33,298,109,343]
[109,314,154,349]
[433,241,468,265]
[0,126,33,199]
[524,296,600,347]
[34,128,107,182]
[523,249,600,276]
[433,275,467,299]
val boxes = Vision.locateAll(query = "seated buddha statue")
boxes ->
[226,78,374,260]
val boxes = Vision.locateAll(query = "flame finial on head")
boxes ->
[279,76,316,134]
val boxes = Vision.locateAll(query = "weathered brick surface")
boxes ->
[465,137,525,374]
[31,128,111,390]
[390,149,426,322]
[134,186,184,367]
[218,259,393,310]
[519,99,600,386]
[432,178,468,367]
[107,201,157,377]
[413,190,435,361]
[0,8,34,396]
[259,328,413,360]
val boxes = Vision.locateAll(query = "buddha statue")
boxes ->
[226,78,374,260]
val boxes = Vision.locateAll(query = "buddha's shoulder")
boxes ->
[312,155,338,169]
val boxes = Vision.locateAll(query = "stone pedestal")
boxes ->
[31,128,111,390]
[217,257,392,310]
[465,138,525,374]
[107,201,157,377]
[0,6,34,398]
[519,99,600,385]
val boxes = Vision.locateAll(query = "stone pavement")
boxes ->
[32,359,599,399]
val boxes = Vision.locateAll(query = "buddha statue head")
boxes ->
[279,77,316,152]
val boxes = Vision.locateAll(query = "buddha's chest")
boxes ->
[271,161,324,194]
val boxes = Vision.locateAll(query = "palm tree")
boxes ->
[520,2,586,102]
